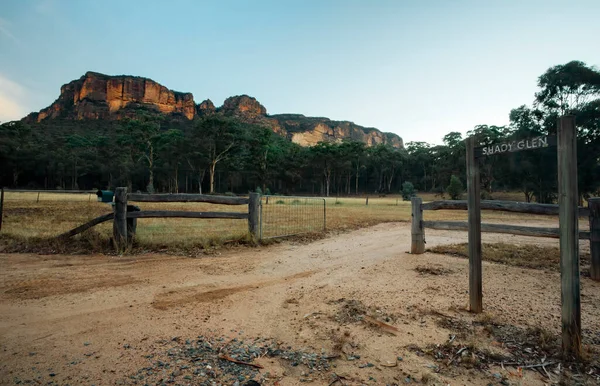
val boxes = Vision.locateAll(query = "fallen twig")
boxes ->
[362,315,399,335]
[218,354,264,369]
[521,362,556,369]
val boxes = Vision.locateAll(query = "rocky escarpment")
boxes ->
[23,72,403,148]
[26,72,196,122]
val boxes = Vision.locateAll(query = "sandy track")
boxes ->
[1,222,599,385]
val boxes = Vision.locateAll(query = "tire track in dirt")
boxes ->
[152,270,317,310]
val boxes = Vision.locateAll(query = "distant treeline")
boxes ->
[1,60,599,202]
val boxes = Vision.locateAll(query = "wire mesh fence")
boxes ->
[0,190,113,238]
[260,195,326,239]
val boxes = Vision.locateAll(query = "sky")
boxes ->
[1,0,599,144]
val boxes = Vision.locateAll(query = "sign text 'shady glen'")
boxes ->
[478,136,556,157]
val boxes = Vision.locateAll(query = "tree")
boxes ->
[193,116,241,194]
[310,142,338,197]
[535,61,600,115]
[446,175,464,200]
[0,121,38,187]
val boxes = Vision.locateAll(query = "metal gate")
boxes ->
[260,195,326,239]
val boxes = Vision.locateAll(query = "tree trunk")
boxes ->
[198,170,206,194]
[209,161,217,193]
[173,167,179,193]
[13,170,19,188]
[355,163,359,195]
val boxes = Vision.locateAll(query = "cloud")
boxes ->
[0,17,20,45]
[0,75,29,123]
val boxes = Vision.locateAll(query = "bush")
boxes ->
[401,182,416,201]
[276,199,285,204]
[265,188,271,195]
[255,187,263,195]
[446,175,464,200]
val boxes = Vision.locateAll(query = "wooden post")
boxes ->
[466,136,482,313]
[411,197,425,254]
[37,191,40,203]
[557,115,581,357]
[590,198,600,281]
[366,197,369,206]
[0,187,4,232]
[248,192,260,242]
[113,187,128,251]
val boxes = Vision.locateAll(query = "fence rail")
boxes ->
[128,193,248,205]
[422,199,590,217]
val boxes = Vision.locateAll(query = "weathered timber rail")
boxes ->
[422,220,590,240]
[128,193,249,205]
[57,212,114,239]
[421,199,590,217]
[127,211,248,219]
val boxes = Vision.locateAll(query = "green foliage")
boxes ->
[446,175,464,200]
[276,199,285,204]
[401,182,415,201]
[265,188,271,195]
[255,187,263,195]
[0,59,598,202]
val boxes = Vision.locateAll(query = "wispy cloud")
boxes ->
[0,17,21,45]
[0,74,30,123]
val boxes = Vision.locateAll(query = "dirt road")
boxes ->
[1,223,599,385]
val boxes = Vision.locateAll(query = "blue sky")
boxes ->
[1,0,598,144]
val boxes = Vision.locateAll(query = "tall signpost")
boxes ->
[466,116,580,358]
[557,116,581,357]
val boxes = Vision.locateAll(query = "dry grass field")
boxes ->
[0,190,562,253]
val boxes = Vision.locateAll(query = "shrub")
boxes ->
[401,182,416,201]
[446,175,464,200]
[265,188,271,195]
[255,187,263,195]
[276,199,285,204]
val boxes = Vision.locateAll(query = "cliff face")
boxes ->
[24,72,403,148]
[267,114,404,148]
[28,72,196,122]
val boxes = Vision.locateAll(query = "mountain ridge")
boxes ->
[23,71,403,148]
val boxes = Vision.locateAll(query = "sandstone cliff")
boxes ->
[24,72,403,148]
[26,72,196,122]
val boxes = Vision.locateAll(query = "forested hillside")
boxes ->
[1,60,599,201]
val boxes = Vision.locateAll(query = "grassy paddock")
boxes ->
[0,191,567,252]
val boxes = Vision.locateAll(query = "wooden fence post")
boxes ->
[590,198,600,281]
[113,187,128,251]
[557,115,581,357]
[248,193,260,242]
[411,197,425,254]
[0,187,4,232]
[366,197,369,206]
[466,136,482,313]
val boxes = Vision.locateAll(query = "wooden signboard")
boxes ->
[475,135,556,158]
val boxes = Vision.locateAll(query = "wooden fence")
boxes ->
[58,187,261,249]
[410,197,599,280]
